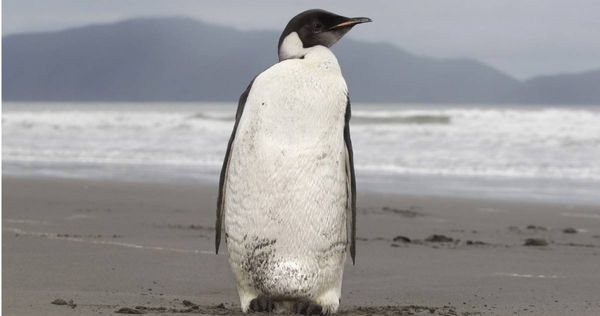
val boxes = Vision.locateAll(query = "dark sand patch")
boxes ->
[509,225,552,235]
[115,301,475,316]
[555,242,599,248]
[115,303,230,315]
[339,305,478,316]
[116,307,147,314]
[425,234,455,243]
[465,240,488,246]
[450,229,479,234]
[381,206,425,218]
[562,227,577,234]
[358,205,425,218]
[526,225,548,232]
[55,233,122,238]
[365,233,496,249]
[524,238,549,246]
[393,235,412,243]
[153,224,215,231]
[51,298,76,309]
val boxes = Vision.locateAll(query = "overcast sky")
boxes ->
[3,0,600,79]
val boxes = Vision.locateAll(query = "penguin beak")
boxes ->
[329,17,372,30]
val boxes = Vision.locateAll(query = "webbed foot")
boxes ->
[248,295,275,313]
[293,300,323,315]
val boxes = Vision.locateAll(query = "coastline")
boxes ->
[5,102,600,208]
[3,176,600,315]
[5,159,600,207]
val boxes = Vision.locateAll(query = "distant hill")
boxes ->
[507,70,600,105]
[3,17,599,104]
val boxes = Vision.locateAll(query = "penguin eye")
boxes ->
[313,22,323,33]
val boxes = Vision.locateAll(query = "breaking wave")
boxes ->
[3,103,600,183]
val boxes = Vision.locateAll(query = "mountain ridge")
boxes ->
[3,17,598,104]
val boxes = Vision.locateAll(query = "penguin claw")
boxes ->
[293,300,323,315]
[248,295,275,313]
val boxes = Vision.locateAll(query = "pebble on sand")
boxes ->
[115,307,146,314]
[524,238,549,246]
[51,299,76,309]
[393,235,412,243]
[466,240,487,246]
[526,225,548,231]
[425,234,454,243]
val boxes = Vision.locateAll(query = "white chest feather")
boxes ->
[224,46,349,300]
[241,49,347,155]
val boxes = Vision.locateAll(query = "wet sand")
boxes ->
[3,176,600,315]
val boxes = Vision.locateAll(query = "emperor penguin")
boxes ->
[215,9,371,315]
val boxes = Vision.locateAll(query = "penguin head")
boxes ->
[278,9,372,61]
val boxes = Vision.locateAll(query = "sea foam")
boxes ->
[3,102,600,203]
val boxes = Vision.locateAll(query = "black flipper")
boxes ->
[215,78,256,254]
[344,95,357,264]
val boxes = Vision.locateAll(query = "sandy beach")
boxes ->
[3,176,600,315]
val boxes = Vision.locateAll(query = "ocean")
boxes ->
[3,102,600,205]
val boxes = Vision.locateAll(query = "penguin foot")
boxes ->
[248,295,275,313]
[293,300,323,315]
